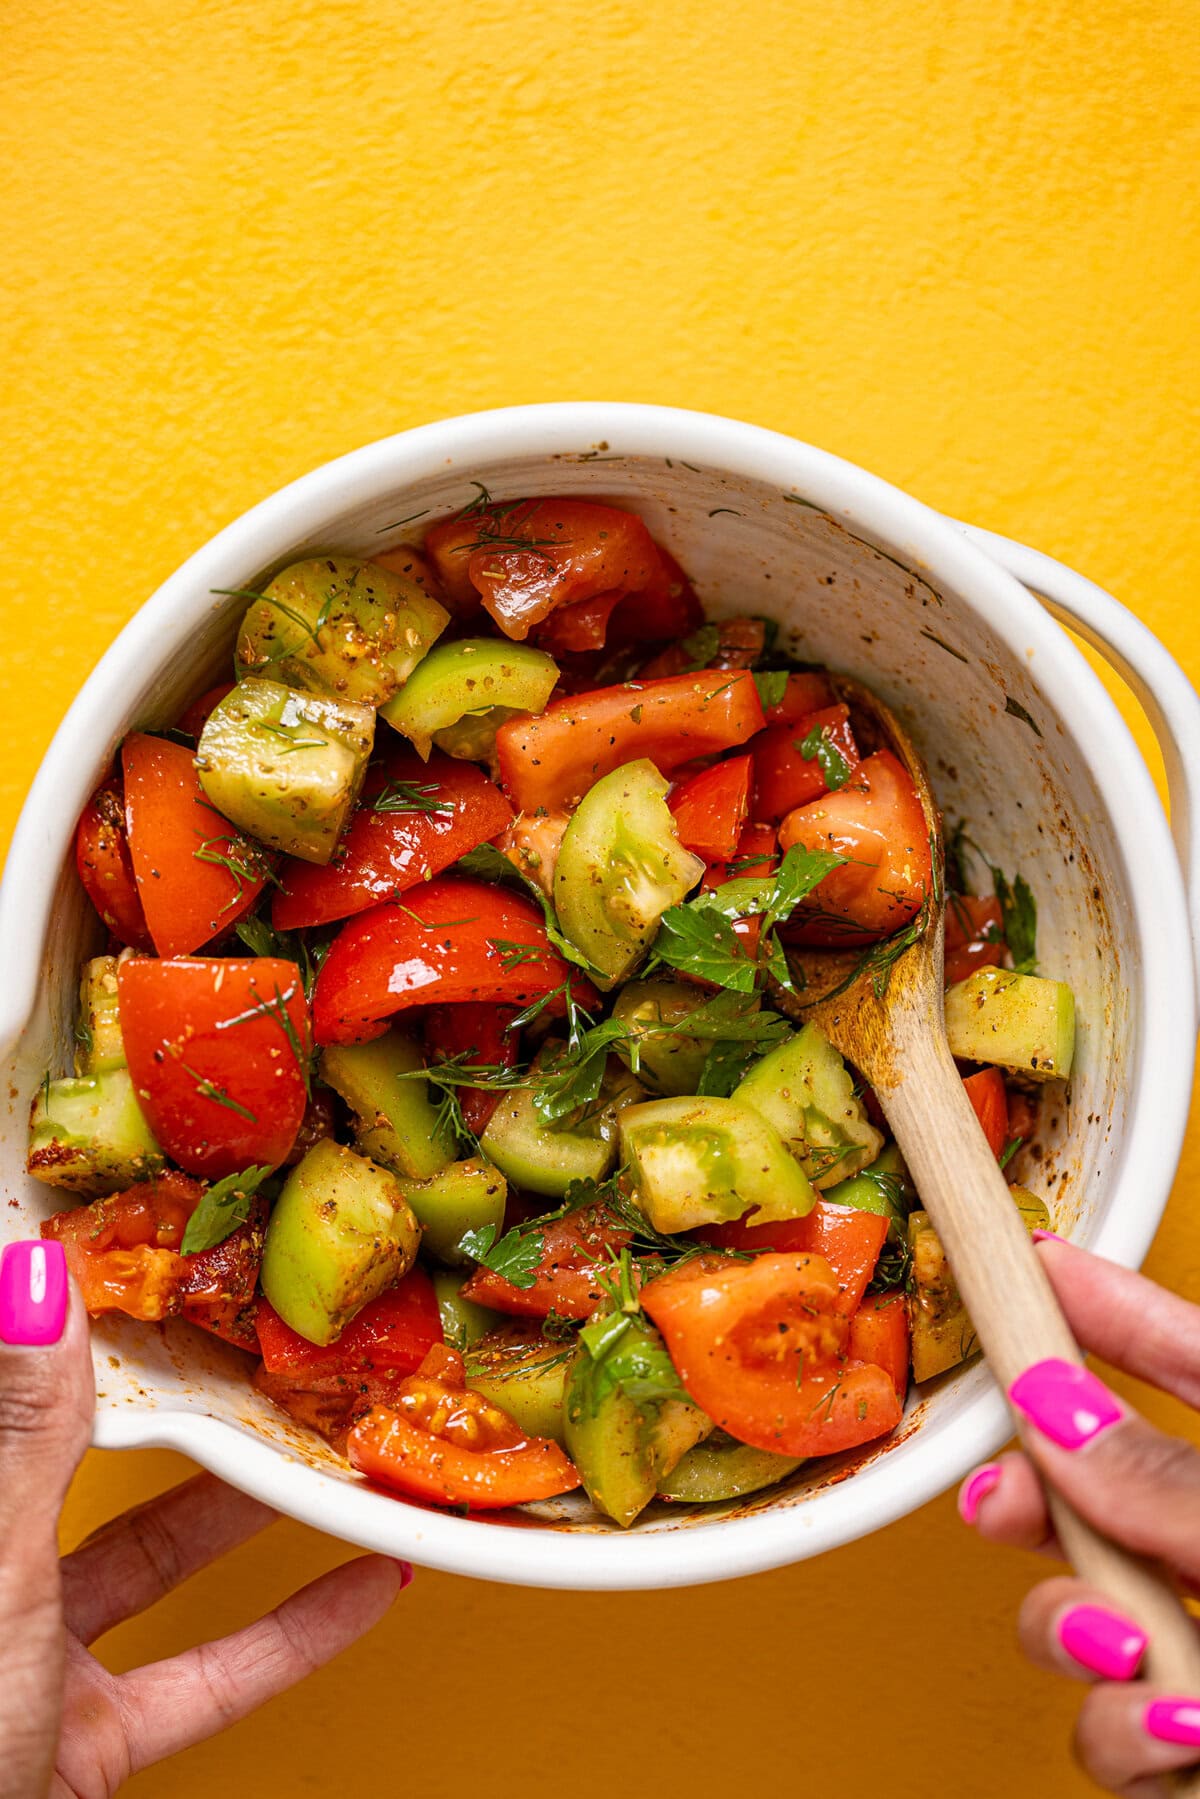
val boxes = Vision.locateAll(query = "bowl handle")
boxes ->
[955,520,1200,998]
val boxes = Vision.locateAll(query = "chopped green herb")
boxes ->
[181,1164,274,1255]
[991,864,1037,973]
[1004,695,1042,737]
[372,780,453,815]
[798,722,853,791]
[998,1135,1024,1171]
[181,1064,258,1121]
[753,670,789,711]
[459,1221,545,1290]
[676,624,721,671]
[489,938,556,971]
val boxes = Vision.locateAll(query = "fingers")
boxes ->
[1019,1577,1149,1683]
[0,1245,94,1541]
[1037,1237,1200,1411]
[958,1450,1058,1552]
[61,1472,278,1645]
[117,1555,411,1774]
[1074,1685,1200,1795]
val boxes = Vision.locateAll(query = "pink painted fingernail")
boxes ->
[1145,1699,1200,1747]
[1058,1604,1147,1680]
[1008,1357,1123,1450]
[0,1241,69,1346]
[958,1462,1002,1525]
[1032,1229,1068,1245]
[395,1561,415,1590]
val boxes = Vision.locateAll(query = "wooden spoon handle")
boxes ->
[881,1021,1200,1785]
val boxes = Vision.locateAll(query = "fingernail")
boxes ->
[1058,1604,1148,1681]
[1032,1230,1068,1245]
[1008,1357,1123,1450]
[394,1560,415,1591]
[1145,1699,1200,1747]
[958,1462,1002,1525]
[0,1241,69,1346]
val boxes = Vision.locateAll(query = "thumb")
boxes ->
[1009,1356,1200,1585]
[0,1240,95,1542]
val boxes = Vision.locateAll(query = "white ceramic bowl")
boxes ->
[3,403,1198,1590]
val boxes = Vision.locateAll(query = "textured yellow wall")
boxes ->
[5,3,1200,1794]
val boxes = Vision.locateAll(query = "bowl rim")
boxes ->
[1,400,1192,1589]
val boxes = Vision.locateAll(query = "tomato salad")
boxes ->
[30,493,1077,1524]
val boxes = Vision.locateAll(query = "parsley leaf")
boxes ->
[181,1165,274,1255]
[654,906,759,992]
[234,914,291,959]
[652,846,843,993]
[677,624,721,670]
[753,670,789,711]
[531,1020,634,1126]
[459,1221,544,1290]
[991,865,1038,973]
[798,722,852,791]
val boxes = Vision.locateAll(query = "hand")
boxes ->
[957,1234,1200,1797]
[0,1239,410,1799]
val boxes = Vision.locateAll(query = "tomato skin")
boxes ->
[944,893,1005,986]
[847,1291,910,1399]
[311,877,592,1046]
[118,957,311,1177]
[177,1200,268,1348]
[73,775,153,949]
[778,749,932,944]
[271,750,514,932]
[962,1066,1009,1160]
[41,1172,203,1320]
[122,733,270,959]
[423,1002,519,1135]
[668,756,752,862]
[703,1200,888,1316]
[605,547,703,647]
[751,705,860,824]
[532,589,625,654]
[346,1345,580,1509]
[177,683,235,740]
[461,1204,631,1318]
[496,670,765,813]
[464,500,663,641]
[762,672,836,725]
[256,1269,443,1375]
[641,1253,902,1459]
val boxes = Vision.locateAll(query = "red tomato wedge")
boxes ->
[74,774,153,949]
[944,892,1006,986]
[461,1203,631,1319]
[41,1172,202,1320]
[256,1269,443,1375]
[778,749,932,944]
[962,1066,1009,1160]
[271,750,514,932]
[423,1002,519,1136]
[464,499,664,641]
[762,671,836,725]
[668,756,752,862]
[703,1200,889,1316]
[177,1202,268,1348]
[346,1345,580,1509]
[641,1254,902,1459]
[311,876,593,1046]
[532,589,625,654]
[118,957,311,1178]
[751,705,861,823]
[496,670,765,813]
[605,547,703,647]
[847,1291,910,1399]
[122,733,272,959]
[636,617,766,682]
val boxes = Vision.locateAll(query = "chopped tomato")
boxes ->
[177,683,235,740]
[461,500,665,641]
[778,749,932,944]
[532,589,625,654]
[256,1269,443,1375]
[703,1200,888,1316]
[641,1253,902,1459]
[312,876,595,1046]
[751,705,861,823]
[461,1203,631,1318]
[122,733,272,959]
[762,671,836,725]
[668,756,752,862]
[637,617,766,681]
[271,750,514,932]
[944,893,1006,986]
[73,773,153,949]
[962,1066,1009,1160]
[605,547,703,647]
[41,1172,203,1319]
[118,956,311,1177]
[496,670,765,813]
[847,1291,910,1399]
[178,1201,268,1348]
[423,1003,519,1135]
[496,809,569,897]
[346,1345,580,1509]
[1006,1084,1039,1145]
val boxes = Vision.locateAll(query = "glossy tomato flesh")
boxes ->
[668,755,752,862]
[73,774,152,949]
[703,1200,888,1316]
[256,1268,443,1375]
[962,1065,1009,1160]
[847,1290,910,1399]
[751,705,861,823]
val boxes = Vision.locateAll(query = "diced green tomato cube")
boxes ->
[195,678,374,864]
[432,1269,501,1351]
[396,1157,507,1265]
[657,1432,803,1502]
[822,1143,914,1238]
[554,759,705,990]
[76,955,126,1076]
[735,1022,883,1188]
[319,1030,454,1180]
[610,978,717,1096]
[236,557,449,709]
[465,1323,574,1445]
[908,1185,1052,1381]
[379,638,559,758]
[480,1080,614,1198]
[619,1095,817,1232]
[27,1068,163,1195]
[944,968,1075,1081]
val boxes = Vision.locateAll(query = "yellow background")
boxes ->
[5,2,1200,1793]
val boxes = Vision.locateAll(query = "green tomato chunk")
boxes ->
[610,978,717,1096]
[465,1323,575,1445]
[379,637,559,758]
[735,1022,883,1188]
[554,759,705,990]
[396,1156,507,1265]
[658,1432,803,1503]
[480,1078,614,1198]
[908,1184,1051,1382]
[236,556,449,709]
[195,677,374,864]
[823,1143,914,1239]
[27,1068,163,1196]
[432,1269,501,1351]
[619,1095,817,1232]
[75,955,127,1077]
[319,1030,454,1180]
[944,968,1075,1081]
[260,1139,420,1347]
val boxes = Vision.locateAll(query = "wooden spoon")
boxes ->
[775,675,1200,1747]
